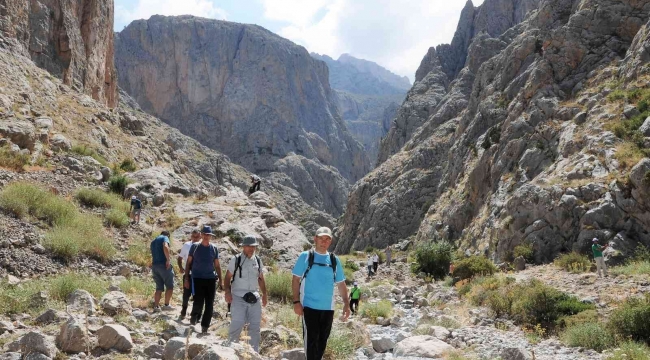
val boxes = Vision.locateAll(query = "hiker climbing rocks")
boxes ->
[367,255,374,277]
[150,230,174,312]
[224,235,267,352]
[592,238,608,278]
[184,225,223,333]
[292,227,350,360]
[177,229,201,320]
[349,282,361,315]
[372,253,379,273]
[249,174,261,194]
[384,246,392,266]
[130,195,142,224]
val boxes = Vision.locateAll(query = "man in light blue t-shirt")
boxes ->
[292,227,350,360]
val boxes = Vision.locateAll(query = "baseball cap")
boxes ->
[131,195,136,200]
[353,282,358,286]
[592,238,599,242]
[316,227,332,239]
[242,235,259,247]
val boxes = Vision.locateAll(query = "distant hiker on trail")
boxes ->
[184,226,223,333]
[592,238,608,278]
[224,234,267,352]
[292,227,350,360]
[177,229,201,320]
[372,253,379,273]
[349,282,361,316]
[367,255,374,277]
[130,195,142,224]
[150,230,174,313]
[384,247,392,266]
[249,174,261,194]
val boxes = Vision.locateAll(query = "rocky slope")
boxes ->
[335,0,650,264]
[114,16,370,216]
[0,0,117,108]
[312,53,408,165]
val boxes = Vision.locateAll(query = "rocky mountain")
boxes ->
[0,0,117,108]
[114,16,370,216]
[312,53,409,164]
[336,0,650,265]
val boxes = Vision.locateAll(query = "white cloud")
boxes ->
[260,0,484,81]
[116,0,227,29]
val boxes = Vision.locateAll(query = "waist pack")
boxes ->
[243,292,258,304]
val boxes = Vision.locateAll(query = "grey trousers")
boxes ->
[228,295,262,352]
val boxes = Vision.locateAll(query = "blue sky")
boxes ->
[114,0,484,81]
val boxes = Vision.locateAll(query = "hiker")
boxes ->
[384,246,392,266]
[372,253,379,273]
[150,230,174,312]
[292,227,350,360]
[184,225,223,333]
[224,235,268,352]
[177,229,201,320]
[130,195,142,224]
[249,174,261,194]
[592,238,608,278]
[349,282,361,316]
[367,255,373,276]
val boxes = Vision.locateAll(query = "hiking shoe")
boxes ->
[190,318,197,326]
[162,305,174,312]
[153,306,161,313]
[201,327,208,334]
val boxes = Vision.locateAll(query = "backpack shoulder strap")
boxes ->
[255,255,262,275]
[330,253,337,280]
[231,254,242,283]
[302,250,315,280]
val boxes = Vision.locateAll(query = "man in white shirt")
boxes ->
[367,255,374,276]
[372,253,379,273]
[176,229,201,319]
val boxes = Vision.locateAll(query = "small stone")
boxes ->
[371,336,395,353]
[280,348,305,360]
[501,347,533,360]
[97,324,133,352]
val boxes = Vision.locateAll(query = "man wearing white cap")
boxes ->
[292,227,350,360]
[592,238,608,277]
[129,195,142,224]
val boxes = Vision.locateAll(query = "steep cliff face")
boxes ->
[336,0,650,264]
[0,0,117,108]
[312,53,408,164]
[115,16,370,216]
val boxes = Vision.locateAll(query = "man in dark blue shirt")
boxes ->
[184,225,223,333]
[150,230,174,312]
[130,195,142,224]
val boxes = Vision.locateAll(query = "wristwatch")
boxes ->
[293,300,301,304]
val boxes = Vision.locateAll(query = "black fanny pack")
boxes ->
[243,292,258,304]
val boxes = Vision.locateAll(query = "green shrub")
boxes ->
[119,277,154,308]
[513,243,534,263]
[560,322,615,352]
[108,175,130,195]
[360,300,393,323]
[270,305,302,333]
[324,326,367,360]
[343,267,354,285]
[49,273,109,302]
[0,146,30,171]
[75,188,126,209]
[608,295,650,344]
[554,252,591,273]
[411,241,454,280]
[364,246,377,253]
[119,158,137,172]
[633,244,650,262]
[105,208,130,228]
[0,182,76,225]
[265,271,293,302]
[612,261,650,276]
[44,213,116,263]
[607,341,650,360]
[453,256,497,281]
[71,144,107,165]
[344,258,360,271]
[557,309,599,328]
[127,241,152,267]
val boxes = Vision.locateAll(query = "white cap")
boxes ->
[592,238,599,242]
[315,227,332,239]
[131,195,136,200]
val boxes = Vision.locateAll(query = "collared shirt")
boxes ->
[179,240,198,269]
[227,254,264,297]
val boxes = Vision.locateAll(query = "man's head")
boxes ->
[313,227,332,252]
[201,225,214,241]
[592,238,599,243]
[191,229,201,242]
[241,234,259,257]
[160,230,170,238]
[131,195,137,200]
[353,282,358,288]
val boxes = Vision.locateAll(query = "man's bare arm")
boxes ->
[176,254,184,274]
[214,259,223,289]
[258,273,267,297]
[163,243,171,268]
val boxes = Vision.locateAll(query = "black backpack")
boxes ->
[301,249,337,281]
[231,253,262,284]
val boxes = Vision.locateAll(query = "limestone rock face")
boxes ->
[0,0,117,107]
[115,16,370,215]
[336,0,650,261]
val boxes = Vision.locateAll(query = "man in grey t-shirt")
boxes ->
[224,234,267,352]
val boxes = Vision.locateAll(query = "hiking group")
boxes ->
[148,223,353,359]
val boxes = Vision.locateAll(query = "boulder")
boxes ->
[260,208,285,225]
[430,326,450,340]
[153,192,165,207]
[0,353,21,360]
[513,256,526,271]
[162,337,212,360]
[67,289,96,315]
[0,320,14,335]
[100,166,112,182]
[193,345,239,360]
[573,112,587,125]
[50,134,71,151]
[501,347,533,360]
[144,344,164,358]
[624,104,640,119]
[393,335,453,358]
[119,113,146,136]
[280,348,305,360]
[22,354,50,360]
[162,337,185,360]
[640,117,650,136]
[371,336,395,353]
[56,318,89,354]
[20,331,57,358]
[99,291,132,315]
[0,119,36,150]
[97,324,133,352]
[260,326,301,352]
